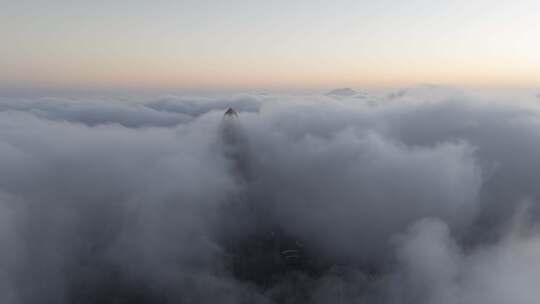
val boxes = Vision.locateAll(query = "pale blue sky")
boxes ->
[1,0,539,90]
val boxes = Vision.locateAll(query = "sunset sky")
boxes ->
[2,0,539,91]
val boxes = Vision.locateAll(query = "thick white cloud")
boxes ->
[1,88,540,303]
[392,214,540,304]
[0,94,262,127]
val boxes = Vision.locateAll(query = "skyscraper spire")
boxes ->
[224,108,238,118]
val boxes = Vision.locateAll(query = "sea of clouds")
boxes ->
[1,86,540,303]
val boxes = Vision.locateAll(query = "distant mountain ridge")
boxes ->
[326,88,358,96]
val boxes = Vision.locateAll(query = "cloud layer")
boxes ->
[1,88,540,303]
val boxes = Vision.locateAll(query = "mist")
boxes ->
[1,87,540,303]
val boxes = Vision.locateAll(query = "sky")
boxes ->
[1,0,540,91]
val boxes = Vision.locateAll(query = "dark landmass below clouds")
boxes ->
[1,87,540,303]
